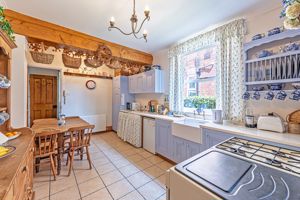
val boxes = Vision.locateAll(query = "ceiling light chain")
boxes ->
[108,0,150,42]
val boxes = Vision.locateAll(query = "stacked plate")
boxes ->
[0,74,11,89]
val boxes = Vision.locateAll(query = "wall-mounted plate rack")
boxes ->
[244,29,300,91]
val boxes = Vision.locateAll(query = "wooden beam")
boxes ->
[4,9,153,64]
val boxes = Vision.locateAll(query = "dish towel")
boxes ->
[117,112,142,147]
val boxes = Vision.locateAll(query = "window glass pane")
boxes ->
[182,46,217,112]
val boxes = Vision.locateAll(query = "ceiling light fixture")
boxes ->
[108,0,150,42]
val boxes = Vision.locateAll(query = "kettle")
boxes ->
[212,109,223,124]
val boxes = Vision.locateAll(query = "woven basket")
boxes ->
[287,110,300,134]
[84,57,103,68]
[30,51,54,64]
[62,53,82,69]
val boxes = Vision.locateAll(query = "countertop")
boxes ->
[201,122,300,148]
[0,128,34,200]
[120,110,184,121]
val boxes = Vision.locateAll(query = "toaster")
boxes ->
[257,115,286,133]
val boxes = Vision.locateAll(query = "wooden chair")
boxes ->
[65,125,95,176]
[34,130,59,180]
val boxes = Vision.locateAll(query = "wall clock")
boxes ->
[86,80,96,89]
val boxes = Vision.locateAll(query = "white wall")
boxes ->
[11,34,27,128]
[139,3,299,119]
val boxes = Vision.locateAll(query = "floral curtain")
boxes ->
[168,19,246,121]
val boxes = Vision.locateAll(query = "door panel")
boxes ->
[30,75,57,126]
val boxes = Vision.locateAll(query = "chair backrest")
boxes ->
[67,125,95,148]
[35,130,59,156]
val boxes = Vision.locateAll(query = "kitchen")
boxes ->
[0,0,300,200]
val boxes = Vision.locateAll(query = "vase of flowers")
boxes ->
[281,0,300,29]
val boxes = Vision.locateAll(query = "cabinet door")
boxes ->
[172,137,186,163]
[204,129,233,150]
[155,119,172,158]
[186,140,201,160]
[129,76,137,93]
[136,74,145,93]
[144,70,155,93]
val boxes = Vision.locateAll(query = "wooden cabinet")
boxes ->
[155,119,173,159]
[1,128,35,200]
[129,69,164,94]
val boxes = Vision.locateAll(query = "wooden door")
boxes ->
[30,75,57,125]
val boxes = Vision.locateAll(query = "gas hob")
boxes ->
[175,137,300,200]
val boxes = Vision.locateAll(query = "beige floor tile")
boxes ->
[101,169,124,186]
[107,179,135,199]
[78,177,105,197]
[94,162,116,175]
[119,190,145,200]
[121,149,139,157]
[147,155,164,164]
[72,159,92,170]
[92,157,110,167]
[119,164,140,177]
[143,166,165,179]
[157,193,167,200]
[50,174,77,194]
[127,154,144,163]
[138,181,165,200]
[154,174,166,188]
[134,159,153,170]
[82,188,113,200]
[74,168,98,184]
[156,161,174,171]
[50,185,80,200]
[139,150,154,158]
[127,171,152,188]
[34,182,49,200]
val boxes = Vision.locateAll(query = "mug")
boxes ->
[242,92,250,100]
[252,91,261,100]
[212,109,223,124]
[0,114,6,125]
[290,90,300,101]
[265,91,275,101]
[275,91,287,101]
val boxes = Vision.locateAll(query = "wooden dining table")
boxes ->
[31,116,91,175]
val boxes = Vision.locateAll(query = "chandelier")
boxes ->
[108,0,150,42]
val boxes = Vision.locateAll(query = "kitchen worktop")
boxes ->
[201,122,300,148]
[120,110,184,121]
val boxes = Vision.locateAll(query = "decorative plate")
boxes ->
[86,80,96,90]
[0,146,16,159]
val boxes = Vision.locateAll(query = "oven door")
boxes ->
[166,167,222,200]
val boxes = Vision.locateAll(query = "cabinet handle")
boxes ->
[22,166,28,173]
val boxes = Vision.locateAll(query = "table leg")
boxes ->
[57,134,63,175]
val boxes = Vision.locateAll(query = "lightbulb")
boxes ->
[144,5,150,12]
[110,17,115,23]
[144,5,150,18]
[143,30,148,36]
[110,17,115,27]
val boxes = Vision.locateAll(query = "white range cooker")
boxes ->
[166,137,300,200]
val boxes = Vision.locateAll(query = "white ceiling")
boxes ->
[4,0,279,53]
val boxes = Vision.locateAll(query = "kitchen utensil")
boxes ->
[286,110,300,134]
[245,115,257,128]
[252,91,261,100]
[242,91,250,100]
[252,33,265,41]
[268,27,282,36]
[0,145,16,159]
[276,90,287,100]
[257,114,286,133]
[265,91,275,100]
[212,110,223,124]
[0,132,8,145]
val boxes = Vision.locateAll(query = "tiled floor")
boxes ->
[34,132,174,200]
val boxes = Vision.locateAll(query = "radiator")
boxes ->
[80,114,106,132]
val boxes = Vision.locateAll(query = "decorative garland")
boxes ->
[281,0,300,29]
[0,6,15,41]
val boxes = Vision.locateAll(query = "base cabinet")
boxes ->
[203,128,233,150]
[172,136,202,163]
[155,119,173,159]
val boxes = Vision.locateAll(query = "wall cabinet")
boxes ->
[155,119,173,159]
[112,76,134,131]
[129,69,164,94]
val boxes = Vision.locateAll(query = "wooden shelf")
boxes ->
[244,29,300,51]
[0,107,7,112]
[245,50,300,64]
[64,72,113,79]
[245,78,300,86]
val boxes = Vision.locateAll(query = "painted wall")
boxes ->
[137,3,299,119]
[11,34,27,128]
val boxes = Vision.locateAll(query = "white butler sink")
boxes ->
[172,118,208,144]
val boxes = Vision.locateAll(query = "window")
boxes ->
[182,46,217,113]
